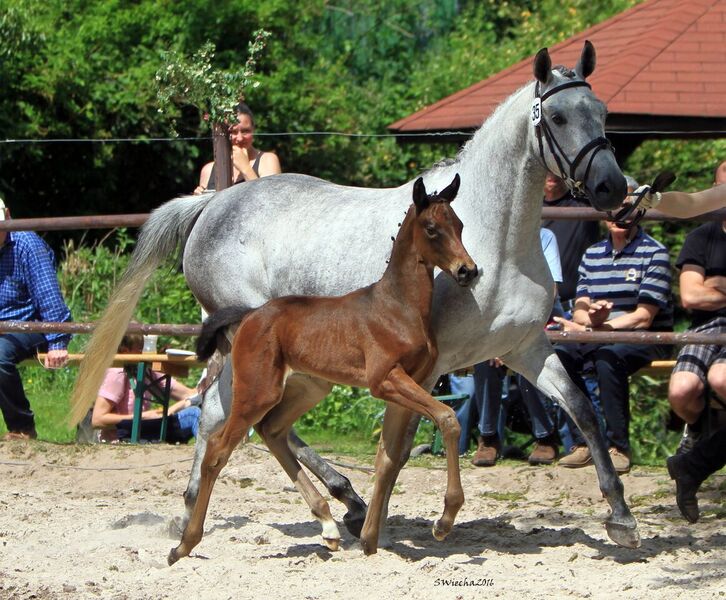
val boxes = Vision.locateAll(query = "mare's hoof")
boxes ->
[167,517,185,540]
[432,520,450,542]
[605,520,641,549]
[323,537,340,552]
[343,509,366,539]
[167,547,181,566]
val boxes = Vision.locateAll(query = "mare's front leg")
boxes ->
[362,368,463,555]
[506,334,640,548]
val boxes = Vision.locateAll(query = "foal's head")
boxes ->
[412,174,477,286]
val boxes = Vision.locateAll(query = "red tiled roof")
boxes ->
[390,0,726,133]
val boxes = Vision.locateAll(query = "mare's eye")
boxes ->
[425,225,438,238]
[552,113,566,125]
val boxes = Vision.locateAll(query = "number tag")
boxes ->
[531,98,542,126]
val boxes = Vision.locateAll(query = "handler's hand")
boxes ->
[634,184,662,210]
[44,349,68,369]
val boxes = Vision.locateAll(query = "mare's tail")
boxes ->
[196,306,253,361]
[68,194,213,425]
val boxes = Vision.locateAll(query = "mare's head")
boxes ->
[532,41,626,211]
[412,174,478,286]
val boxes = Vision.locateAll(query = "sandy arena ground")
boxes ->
[0,441,723,600]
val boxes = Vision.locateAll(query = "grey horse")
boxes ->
[70,41,640,554]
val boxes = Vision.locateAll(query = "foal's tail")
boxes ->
[196,306,252,361]
[68,194,214,425]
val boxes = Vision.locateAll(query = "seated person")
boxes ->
[91,331,201,443]
[553,192,673,474]
[193,102,281,194]
[667,162,726,453]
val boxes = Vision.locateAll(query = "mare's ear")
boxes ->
[533,48,552,85]
[413,177,429,213]
[575,40,596,79]
[438,173,460,203]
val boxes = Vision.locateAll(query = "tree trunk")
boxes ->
[212,122,233,191]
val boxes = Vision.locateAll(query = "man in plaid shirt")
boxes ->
[0,197,71,440]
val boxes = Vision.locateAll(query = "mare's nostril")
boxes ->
[595,182,610,196]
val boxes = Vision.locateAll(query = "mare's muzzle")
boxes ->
[456,264,478,286]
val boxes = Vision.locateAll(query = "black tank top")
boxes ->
[207,151,264,191]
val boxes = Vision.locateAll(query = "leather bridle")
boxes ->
[533,80,613,199]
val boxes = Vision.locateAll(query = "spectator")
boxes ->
[553,193,673,473]
[91,331,201,444]
[468,228,562,466]
[666,163,726,454]
[541,172,600,312]
[193,102,281,194]
[0,197,72,440]
[667,428,725,523]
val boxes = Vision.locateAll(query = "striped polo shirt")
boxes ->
[576,227,673,331]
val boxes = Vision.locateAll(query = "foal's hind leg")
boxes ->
[170,360,232,539]
[257,404,341,551]
[283,375,367,538]
[168,356,287,564]
[506,337,640,549]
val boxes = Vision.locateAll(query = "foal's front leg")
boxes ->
[362,367,464,554]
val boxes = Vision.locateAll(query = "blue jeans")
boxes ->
[449,373,476,455]
[516,375,557,439]
[556,342,671,451]
[0,333,48,431]
[116,406,201,444]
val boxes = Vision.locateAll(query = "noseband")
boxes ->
[533,80,612,199]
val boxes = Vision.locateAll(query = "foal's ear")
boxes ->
[438,173,460,203]
[413,177,429,213]
[575,40,596,79]
[533,48,552,85]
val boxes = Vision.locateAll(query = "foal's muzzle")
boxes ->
[456,264,478,286]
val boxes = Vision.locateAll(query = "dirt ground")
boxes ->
[0,441,723,600]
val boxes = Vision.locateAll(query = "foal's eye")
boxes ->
[552,113,566,125]
[425,225,438,238]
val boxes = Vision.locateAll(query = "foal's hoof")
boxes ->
[360,537,378,556]
[167,547,182,566]
[605,519,641,549]
[323,537,340,552]
[432,520,450,542]
[343,510,366,539]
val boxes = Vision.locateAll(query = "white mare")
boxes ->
[70,42,640,555]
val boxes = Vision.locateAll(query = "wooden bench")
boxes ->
[32,352,204,443]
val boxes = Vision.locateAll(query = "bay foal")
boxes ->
[169,174,477,564]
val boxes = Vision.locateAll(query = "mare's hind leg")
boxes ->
[257,403,341,550]
[283,375,367,538]
[505,335,640,548]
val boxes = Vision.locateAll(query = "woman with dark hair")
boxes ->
[193,102,281,194]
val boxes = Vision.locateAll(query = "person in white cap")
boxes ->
[0,197,72,440]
